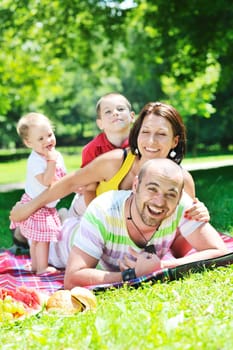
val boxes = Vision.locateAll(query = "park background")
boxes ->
[0,1,233,349]
[0,0,232,155]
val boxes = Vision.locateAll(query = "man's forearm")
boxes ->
[162,248,229,269]
[64,268,122,290]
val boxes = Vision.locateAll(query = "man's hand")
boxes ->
[184,197,210,222]
[119,247,162,277]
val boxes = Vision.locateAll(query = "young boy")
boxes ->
[81,92,135,167]
[68,92,135,217]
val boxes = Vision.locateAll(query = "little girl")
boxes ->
[10,112,66,274]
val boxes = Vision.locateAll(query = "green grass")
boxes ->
[1,269,233,349]
[0,153,233,348]
[0,148,232,184]
[0,148,82,185]
[191,166,233,234]
[183,153,233,165]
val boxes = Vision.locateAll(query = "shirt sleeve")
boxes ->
[27,153,46,177]
[81,143,96,167]
[72,211,105,260]
[179,218,204,238]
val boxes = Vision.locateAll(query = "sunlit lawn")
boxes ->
[0,151,233,349]
[0,148,232,185]
[1,268,233,349]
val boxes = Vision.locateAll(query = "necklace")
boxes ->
[128,195,156,248]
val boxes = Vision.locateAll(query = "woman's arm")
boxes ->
[182,168,195,198]
[10,149,125,221]
[83,183,98,207]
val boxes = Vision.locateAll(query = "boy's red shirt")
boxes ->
[81,132,129,167]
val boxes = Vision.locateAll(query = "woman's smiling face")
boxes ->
[137,113,179,160]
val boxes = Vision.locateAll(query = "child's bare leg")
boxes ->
[30,241,37,272]
[36,241,57,274]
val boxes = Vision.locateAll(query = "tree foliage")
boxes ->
[0,0,232,151]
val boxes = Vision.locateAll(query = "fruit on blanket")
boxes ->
[0,296,26,321]
[71,287,97,310]
[0,286,42,310]
[0,286,43,321]
[46,288,97,314]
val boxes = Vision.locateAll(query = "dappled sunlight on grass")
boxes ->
[1,268,233,349]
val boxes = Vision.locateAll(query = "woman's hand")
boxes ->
[184,197,210,222]
[10,202,31,222]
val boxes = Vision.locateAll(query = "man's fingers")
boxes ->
[118,259,128,272]
[128,246,140,258]
[123,255,136,268]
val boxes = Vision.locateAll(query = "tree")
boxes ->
[0,0,232,151]
[122,0,233,151]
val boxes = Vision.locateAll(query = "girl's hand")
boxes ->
[46,148,58,161]
[184,197,210,222]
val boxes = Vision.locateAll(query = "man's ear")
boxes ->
[132,175,139,193]
[96,118,103,130]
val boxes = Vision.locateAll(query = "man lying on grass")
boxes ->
[63,158,228,289]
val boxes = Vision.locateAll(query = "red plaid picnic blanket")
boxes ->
[0,233,233,294]
[0,252,64,294]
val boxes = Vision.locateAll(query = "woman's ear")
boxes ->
[173,135,179,148]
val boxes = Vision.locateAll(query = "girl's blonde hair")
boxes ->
[17,112,54,141]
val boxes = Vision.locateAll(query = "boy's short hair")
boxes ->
[96,93,132,119]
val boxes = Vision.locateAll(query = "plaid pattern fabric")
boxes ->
[90,250,233,292]
[0,233,233,294]
[0,252,64,294]
[10,193,62,242]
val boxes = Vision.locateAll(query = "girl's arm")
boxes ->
[37,161,57,187]
[37,149,59,187]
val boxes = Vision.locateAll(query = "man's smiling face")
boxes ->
[133,159,184,227]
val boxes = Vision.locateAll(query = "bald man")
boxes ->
[63,158,228,289]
